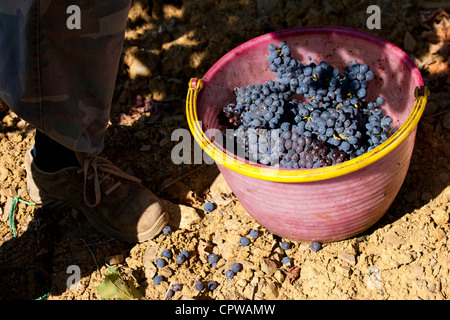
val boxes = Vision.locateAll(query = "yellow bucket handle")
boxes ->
[186,78,428,183]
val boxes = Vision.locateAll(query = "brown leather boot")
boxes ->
[25,148,168,243]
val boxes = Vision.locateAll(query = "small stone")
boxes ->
[444,187,450,202]
[0,98,8,113]
[236,279,248,287]
[432,228,447,242]
[105,254,124,265]
[431,208,449,225]
[143,246,159,262]
[270,252,282,262]
[128,59,151,80]
[254,292,265,300]
[158,266,173,278]
[411,265,424,278]
[197,240,214,264]
[209,173,233,198]
[265,282,279,298]
[430,258,438,267]
[2,197,14,222]
[144,262,157,279]
[261,259,277,275]
[224,219,241,231]
[16,119,27,129]
[337,264,351,276]
[215,258,226,269]
[218,242,236,260]
[274,270,285,283]
[384,231,405,245]
[161,182,196,206]
[160,199,202,229]
[338,252,356,266]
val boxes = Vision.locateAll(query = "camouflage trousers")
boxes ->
[0,0,131,154]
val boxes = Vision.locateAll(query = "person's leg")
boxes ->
[0,0,130,154]
[33,130,80,172]
[0,0,169,242]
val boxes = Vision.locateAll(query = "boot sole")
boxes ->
[38,194,169,242]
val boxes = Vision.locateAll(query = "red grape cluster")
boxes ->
[219,41,396,168]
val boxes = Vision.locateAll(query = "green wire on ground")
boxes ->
[6,188,47,300]
[8,188,36,237]
[35,292,50,300]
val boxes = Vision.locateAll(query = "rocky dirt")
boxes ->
[0,0,449,300]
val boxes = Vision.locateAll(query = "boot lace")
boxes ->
[80,156,141,208]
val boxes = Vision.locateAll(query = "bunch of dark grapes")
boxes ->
[218,41,396,169]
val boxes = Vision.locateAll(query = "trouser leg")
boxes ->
[0,0,131,154]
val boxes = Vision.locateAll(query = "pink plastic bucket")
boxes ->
[186,26,427,242]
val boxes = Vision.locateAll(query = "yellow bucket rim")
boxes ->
[186,78,428,183]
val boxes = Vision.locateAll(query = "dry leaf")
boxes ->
[111,95,163,125]
[288,265,301,284]
[420,9,449,30]
[420,9,450,42]
[428,60,449,74]
[96,272,143,300]
[434,13,450,42]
